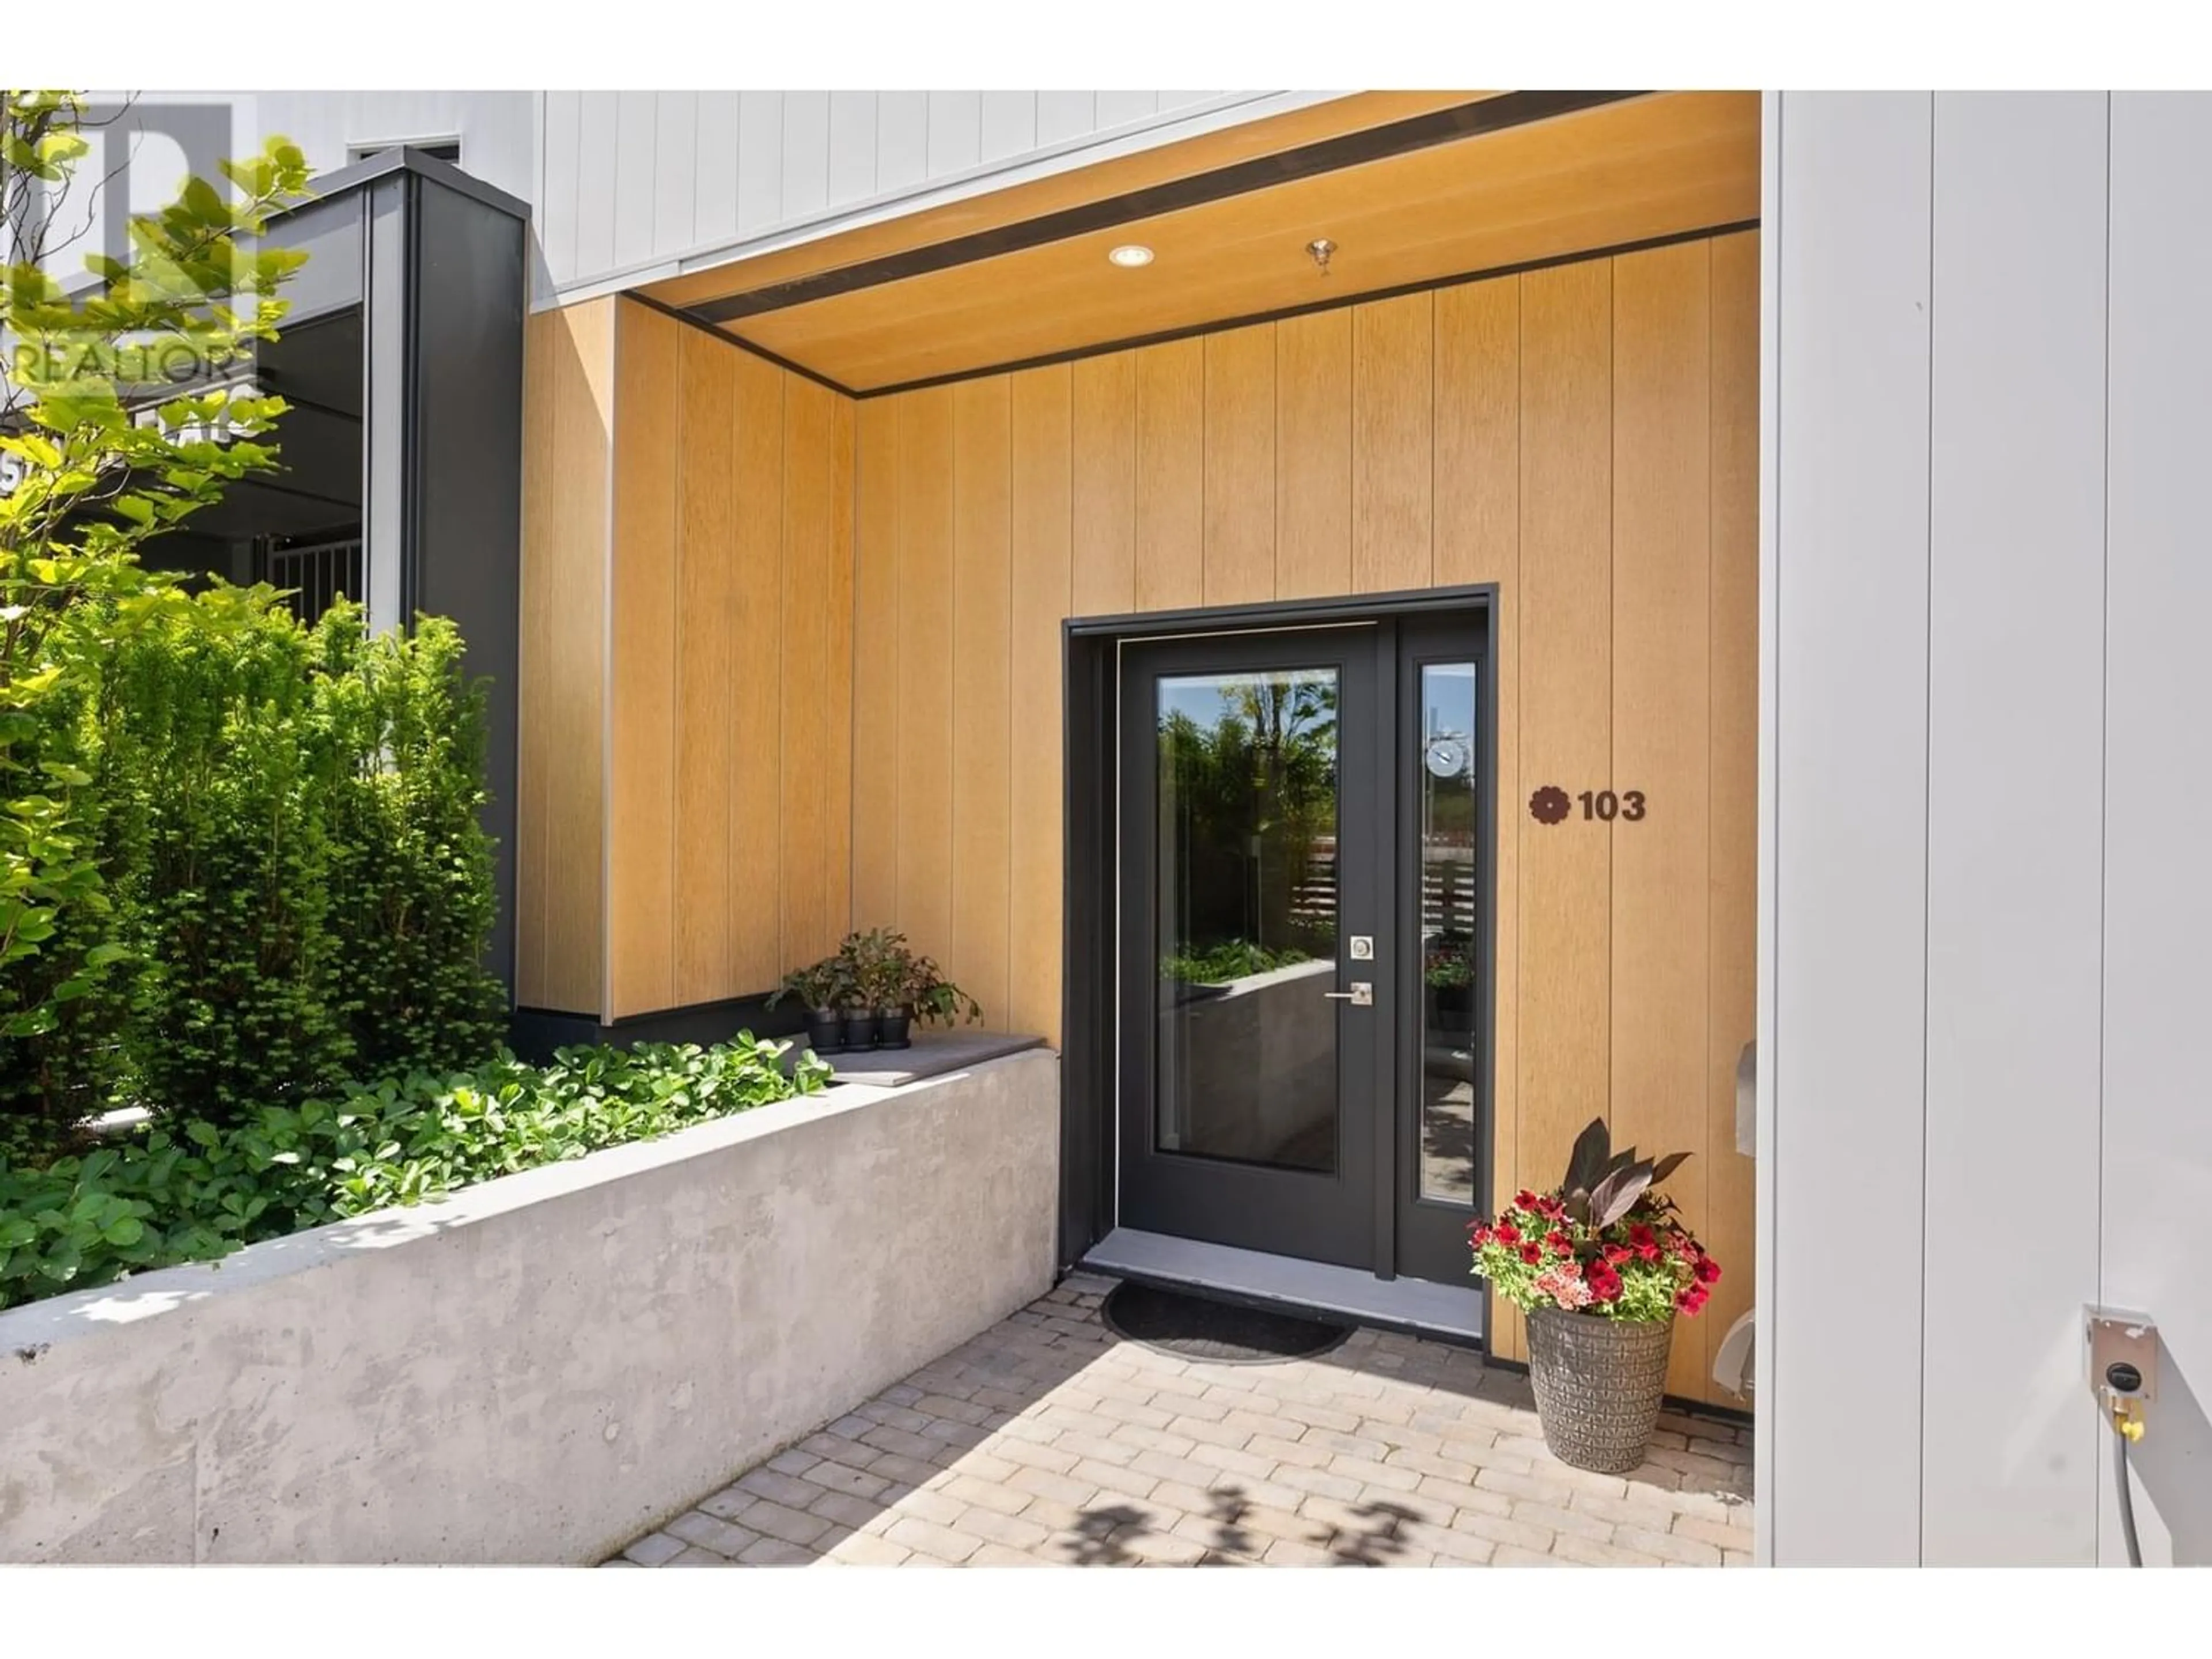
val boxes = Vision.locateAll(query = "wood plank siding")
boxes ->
[518,231,1758,1404]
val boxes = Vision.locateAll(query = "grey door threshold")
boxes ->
[1081,1228,1488,1346]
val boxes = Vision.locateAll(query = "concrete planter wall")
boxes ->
[0,1048,1059,1565]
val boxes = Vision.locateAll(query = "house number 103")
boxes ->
[1578,789,1646,822]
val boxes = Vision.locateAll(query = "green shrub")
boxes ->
[1161,939,1312,984]
[0,1035,830,1311]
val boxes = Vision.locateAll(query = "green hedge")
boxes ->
[2,589,505,1134]
[0,1035,830,1312]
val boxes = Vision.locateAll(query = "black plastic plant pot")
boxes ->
[842,1010,882,1051]
[876,1007,912,1050]
[805,1006,843,1054]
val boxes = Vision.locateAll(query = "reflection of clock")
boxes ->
[1424,736,1468,778]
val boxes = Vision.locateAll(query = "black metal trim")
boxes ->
[624,291,860,400]
[690,92,1646,327]
[286,143,531,223]
[849,218,1761,400]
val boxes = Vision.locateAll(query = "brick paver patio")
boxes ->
[605,1273,1754,1568]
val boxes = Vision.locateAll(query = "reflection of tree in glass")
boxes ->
[1159,673,1338,967]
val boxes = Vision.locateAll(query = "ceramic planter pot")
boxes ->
[876,1007,912,1050]
[842,1010,881,1051]
[1525,1307,1675,1474]
[804,1006,843,1054]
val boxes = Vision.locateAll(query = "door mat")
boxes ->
[1101,1280,1354,1365]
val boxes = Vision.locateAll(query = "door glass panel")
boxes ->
[1154,668,1340,1172]
[1416,662,1478,1205]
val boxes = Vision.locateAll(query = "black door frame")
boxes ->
[1060,585,1499,1297]
[1113,624,1387,1268]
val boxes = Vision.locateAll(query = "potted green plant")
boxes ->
[1469,1119,1719,1474]
[767,956,850,1055]
[835,927,982,1050]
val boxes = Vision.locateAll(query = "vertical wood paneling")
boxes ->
[1609,240,1712,1402]
[852,401,902,926]
[1921,92,2106,1566]
[1516,259,1613,1222]
[1275,309,1353,599]
[728,351,785,993]
[896,387,957,960]
[737,93,783,234]
[1203,324,1277,605]
[517,300,610,1013]
[782,92,831,221]
[673,327,737,1004]
[652,92,697,257]
[1704,230,1759,1409]
[1134,338,1205,611]
[1009,365,1074,1045]
[781,378,836,969]
[950,378,1013,1028]
[1353,291,1434,592]
[826,398,857,941]
[1071,351,1137,616]
[1435,274,1520,1353]
[607,304,680,1017]
[1433,278,1518,588]
[827,92,877,206]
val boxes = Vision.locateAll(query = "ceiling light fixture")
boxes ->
[1306,238,1336,275]
[1108,244,1154,268]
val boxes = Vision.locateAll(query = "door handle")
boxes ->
[1323,983,1374,1006]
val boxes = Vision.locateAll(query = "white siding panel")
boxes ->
[1769,91,1933,1567]
[2103,91,2212,1570]
[1921,91,2107,1569]
[573,93,619,283]
[611,92,658,270]
[693,93,741,248]
[827,92,877,205]
[926,91,981,176]
[783,92,831,220]
[540,90,582,286]
[876,90,927,192]
[737,92,784,235]
[1036,91,1096,147]
[652,92,697,258]
[1095,91,1159,128]
[980,92,1037,162]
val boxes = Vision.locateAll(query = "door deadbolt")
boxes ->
[1323,982,1374,1006]
[1347,935,1374,960]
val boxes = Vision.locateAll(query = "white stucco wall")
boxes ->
[0,1050,1059,1565]
[1762,89,2211,1567]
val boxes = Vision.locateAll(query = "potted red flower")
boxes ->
[1470,1118,1721,1474]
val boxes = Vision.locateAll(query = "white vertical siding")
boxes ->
[980,92,1038,162]
[926,90,982,175]
[540,91,581,285]
[1768,90,1934,1567]
[652,92,697,257]
[692,94,741,248]
[611,92,658,271]
[875,90,929,194]
[1773,89,2212,1566]
[783,92,831,221]
[1920,91,2107,1566]
[827,92,877,205]
[2101,91,2212,1570]
[1037,91,1096,147]
[736,92,783,234]
[572,94,618,282]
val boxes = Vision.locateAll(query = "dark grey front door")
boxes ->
[1115,626,1385,1269]
[1112,612,1490,1286]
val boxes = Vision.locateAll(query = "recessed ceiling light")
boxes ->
[1108,244,1154,268]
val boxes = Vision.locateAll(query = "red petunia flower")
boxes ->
[1628,1224,1657,1250]
[1675,1285,1711,1315]
[1585,1261,1623,1302]
[1520,1243,1544,1265]
[1535,1196,1567,1221]
[1514,1190,1541,1212]
[1695,1255,1722,1286]
[1494,1221,1520,1244]
[1603,1243,1632,1267]
[1545,1230,1573,1256]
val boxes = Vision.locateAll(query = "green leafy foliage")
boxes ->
[0,1035,831,1310]
[776,928,984,1026]
[1161,939,1312,984]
